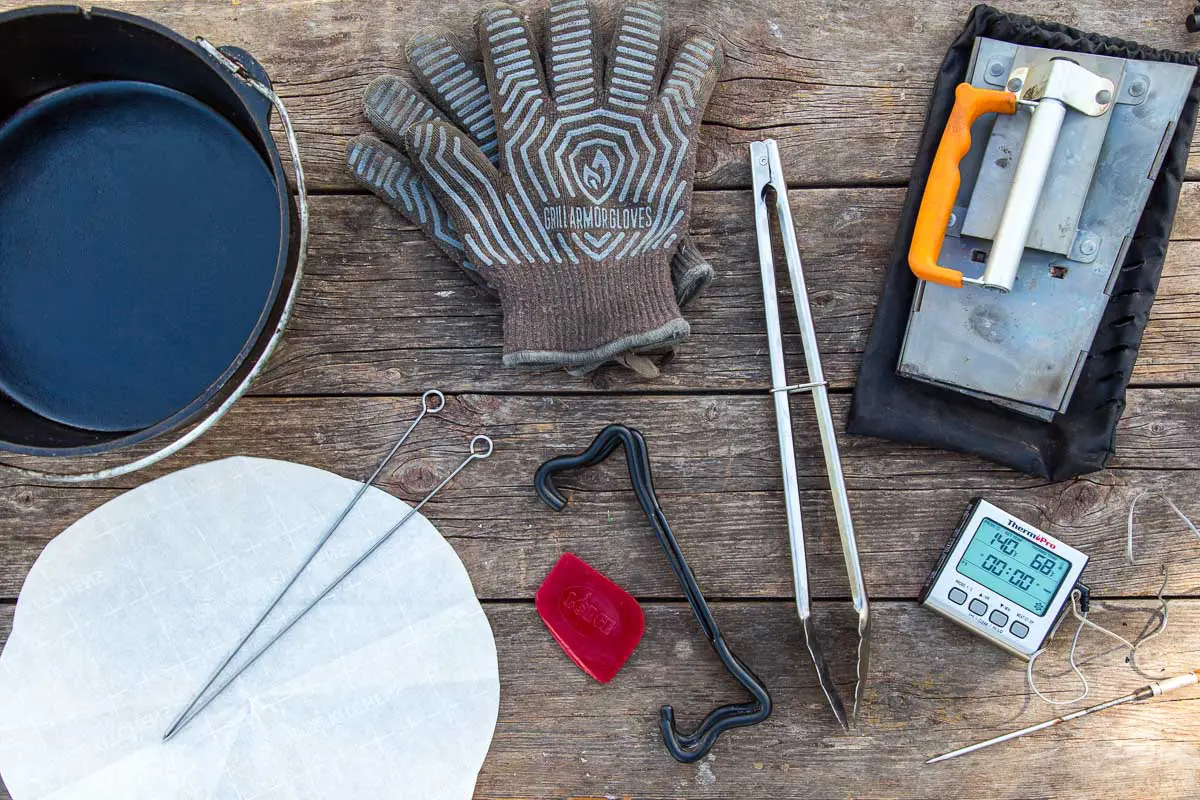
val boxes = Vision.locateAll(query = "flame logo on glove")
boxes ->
[578,148,616,205]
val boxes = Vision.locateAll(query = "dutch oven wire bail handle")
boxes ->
[0,38,309,484]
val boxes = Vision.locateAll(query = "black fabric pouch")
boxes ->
[847,4,1200,481]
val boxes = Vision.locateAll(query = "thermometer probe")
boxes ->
[927,669,1200,763]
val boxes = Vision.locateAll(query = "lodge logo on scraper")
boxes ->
[536,552,645,683]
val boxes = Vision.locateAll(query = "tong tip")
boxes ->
[800,615,851,729]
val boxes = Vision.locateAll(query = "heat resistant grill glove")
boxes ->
[346,0,716,310]
[349,75,713,307]
[394,0,723,368]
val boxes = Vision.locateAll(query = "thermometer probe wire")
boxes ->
[1126,491,1200,566]
[1026,589,1144,705]
[1026,491,1199,707]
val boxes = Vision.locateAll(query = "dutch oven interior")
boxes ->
[0,7,288,453]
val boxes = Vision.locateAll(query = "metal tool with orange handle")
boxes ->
[909,84,1016,288]
[898,38,1195,419]
[910,59,1114,291]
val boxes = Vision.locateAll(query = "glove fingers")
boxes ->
[406,119,537,270]
[478,4,551,147]
[406,29,500,165]
[604,0,668,113]
[363,75,447,150]
[545,0,602,112]
[659,32,723,138]
[346,133,471,264]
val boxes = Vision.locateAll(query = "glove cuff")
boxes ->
[493,255,688,369]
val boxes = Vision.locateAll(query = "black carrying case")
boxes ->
[847,5,1200,481]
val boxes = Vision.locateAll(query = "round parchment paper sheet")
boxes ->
[0,456,499,800]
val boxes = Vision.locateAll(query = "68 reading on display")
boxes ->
[957,518,1070,616]
[919,499,1089,659]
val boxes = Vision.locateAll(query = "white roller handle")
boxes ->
[1151,670,1200,696]
[979,97,1066,291]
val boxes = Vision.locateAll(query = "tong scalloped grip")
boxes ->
[909,83,1017,287]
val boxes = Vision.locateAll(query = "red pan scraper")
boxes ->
[536,552,645,683]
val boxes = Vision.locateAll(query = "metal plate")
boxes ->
[962,46,1123,255]
[898,38,1196,417]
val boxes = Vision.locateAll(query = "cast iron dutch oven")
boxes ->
[0,6,305,479]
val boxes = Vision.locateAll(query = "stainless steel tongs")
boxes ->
[750,139,870,728]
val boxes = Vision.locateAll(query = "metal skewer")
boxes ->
[164,435,492,741]
[750,139,871,728]
[161,390,450,740]
[163,390,444,739]
[927,668,1200,764]
[164,434,492,741]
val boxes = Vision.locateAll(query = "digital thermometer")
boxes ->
[919,499,1088,659]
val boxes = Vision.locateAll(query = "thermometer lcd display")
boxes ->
[955,518,1070,616]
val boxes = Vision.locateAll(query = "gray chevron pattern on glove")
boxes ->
[403,0,723,368]
[346,8,715,309]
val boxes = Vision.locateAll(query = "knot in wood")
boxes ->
[1056,480,1109,522]
[395,459,440,495]
[459,393,500,417]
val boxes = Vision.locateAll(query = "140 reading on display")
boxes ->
[955,518,1070,616]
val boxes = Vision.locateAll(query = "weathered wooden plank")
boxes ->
[479,600,1200,799]
[251,190,1200,394]
[0,4,1194,797]
[2,600,1197,799]
[253,190,884,394]
[3,392,1199,601]
[0,0,1196,190]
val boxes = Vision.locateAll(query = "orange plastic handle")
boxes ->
[909,83,1017,287]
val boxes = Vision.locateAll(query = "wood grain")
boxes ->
[247,189,1200,395]
[3,392,1199,602]
[0,0,1195,190]
[1,2,1198,797]
[2,600,1198,799]
[477,600,1200,799]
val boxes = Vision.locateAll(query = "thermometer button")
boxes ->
[968,598,988,616]
[1010,621,1030,639]
[947,587,968,605]
[989,609,1008,627]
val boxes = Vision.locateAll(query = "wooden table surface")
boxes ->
[2,1,1200,797]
